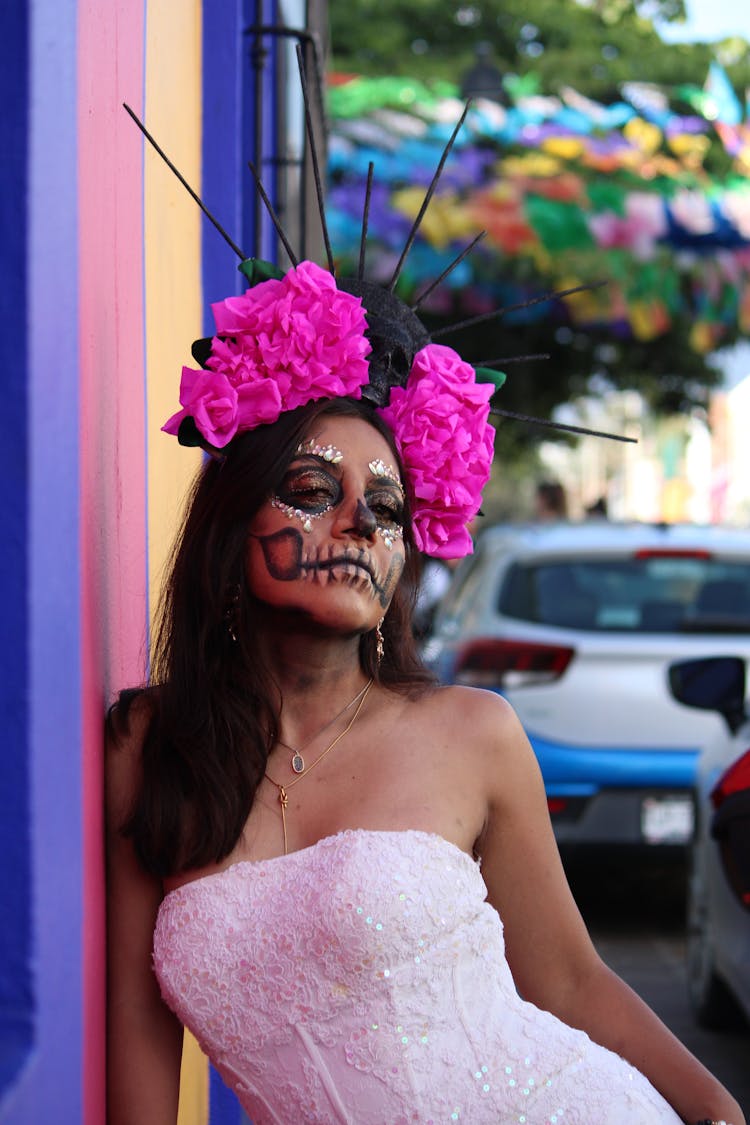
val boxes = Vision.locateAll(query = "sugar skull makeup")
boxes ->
[251,527,404,609]
[246,415,408,620]
[367,459,404,550]
[270,441,405,547]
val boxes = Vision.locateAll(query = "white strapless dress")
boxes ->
[153,829,681,1124]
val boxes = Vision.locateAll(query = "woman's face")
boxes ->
[245,414,407,634]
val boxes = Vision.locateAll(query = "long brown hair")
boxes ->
[109,397,434,876]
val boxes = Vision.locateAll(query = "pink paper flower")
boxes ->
[163,367,240,448]
[162,261,371,447]
[378,344,495,558]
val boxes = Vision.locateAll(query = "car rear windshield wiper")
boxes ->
[680,618,750,634]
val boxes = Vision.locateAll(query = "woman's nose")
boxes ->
[351,499,377,539]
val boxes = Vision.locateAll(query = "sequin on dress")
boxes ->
[153,829,682,1124]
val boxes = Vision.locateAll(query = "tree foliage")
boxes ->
[329,0,750,98]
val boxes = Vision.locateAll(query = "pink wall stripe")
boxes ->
[77,3,148,1121]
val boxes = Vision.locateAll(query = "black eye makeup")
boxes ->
[268,454,405,546]
[277,467,342,512]
[365,486,404,530]
[270,466,340,532]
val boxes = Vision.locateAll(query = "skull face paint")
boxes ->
[353,499,378,539]
[250,527,404,609]
[245,415,407,627]
[270,435,405,547]
[365,458,405,549]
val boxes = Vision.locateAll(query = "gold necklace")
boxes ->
[277,679,372,775]
[265,678,374,855]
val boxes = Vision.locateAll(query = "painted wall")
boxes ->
[1,0,235,1122]
[2,3,88,1121]
[0,0,33,1108]
[1,1,321,1120]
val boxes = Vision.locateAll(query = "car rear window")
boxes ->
[498,556,750,633]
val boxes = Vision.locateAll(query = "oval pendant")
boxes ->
[291,753,305,774]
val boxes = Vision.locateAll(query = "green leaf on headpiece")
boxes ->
[238,258,286,287]
[474,366,507,390]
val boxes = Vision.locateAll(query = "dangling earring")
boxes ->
[375,617,385,666]
[224,583,241,642]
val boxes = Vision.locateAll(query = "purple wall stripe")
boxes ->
[2,0,82,1116]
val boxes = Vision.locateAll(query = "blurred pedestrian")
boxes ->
[413,554,456,639]
[535,479,568,521]
[586,495,609,520]
[459,41,509,105]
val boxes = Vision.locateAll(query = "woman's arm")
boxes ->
[106,701,184,1125]
[471,689,745,1125]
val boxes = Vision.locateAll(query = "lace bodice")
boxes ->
[153,829,680,1124]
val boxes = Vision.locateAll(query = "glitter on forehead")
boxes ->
[295,439,343,464]
[368,459,402,489]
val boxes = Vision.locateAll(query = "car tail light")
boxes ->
[453,638,574,688]
[546,795,588,821]
[711,748,750,809]
[710,748,750,909]
[633,548,712,560]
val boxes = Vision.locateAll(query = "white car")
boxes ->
[669,655,750,1027]
[423,522,750,848]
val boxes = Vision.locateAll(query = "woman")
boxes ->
[107,260,743,1125]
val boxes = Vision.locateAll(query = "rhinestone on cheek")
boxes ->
[376,525,403,550]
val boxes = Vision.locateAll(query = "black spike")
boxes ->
[123,103,247,261]
[412,231,487,310]
[358,163,375,281]
[388,101,472,292]
[295,43,335,274]
[490,407,636,443]
[432,281,608,338]
[475,353,550,367]
[246,160,299,266]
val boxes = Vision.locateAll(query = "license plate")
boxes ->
[641,796,694,844]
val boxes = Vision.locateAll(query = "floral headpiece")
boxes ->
[163,257,496,558]
[127,54,631,559]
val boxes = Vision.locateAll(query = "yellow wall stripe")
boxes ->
[144,0,203,625]
[144,2,207,1123]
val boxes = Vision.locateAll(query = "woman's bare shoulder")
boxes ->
[412,683,519,732]
[414,683,536,788]
[396,684,525,774]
